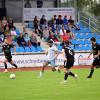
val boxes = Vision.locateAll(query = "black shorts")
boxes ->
[6,57,12,62]
[64,60,74,69]
[92,56,100,66]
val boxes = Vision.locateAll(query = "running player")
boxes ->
[39,40,60,77]
[62,41,77,83]
[2,35,18,72]
[87,37,100,78]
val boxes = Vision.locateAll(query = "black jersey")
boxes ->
[64,47,74,60]
[2,43,14,58]
[92,43,100,55]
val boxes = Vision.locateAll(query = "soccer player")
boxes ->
[87,37,100,78]
[62,41,77,83]
[39,40,60,77]
[2,35,18,72]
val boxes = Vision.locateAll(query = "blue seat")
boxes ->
[71,39,79,45]
[30,46,37,52]
[16,46,21,52]
[86,33,92,38]
[19,47,25,52]
[37,46,44,52]
[24,47,31,52]
[28,22,34,29]
[84,39,91,45]
[97,39,100,44]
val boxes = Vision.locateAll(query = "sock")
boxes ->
[64,72,69,80]
[10,63,18,68]
[88,68,94,77]
[4,63,7,69]
[69,71,75,77]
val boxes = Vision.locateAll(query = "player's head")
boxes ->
[5,35,13,44]
[62,41,70,48]
[47,40,53,47]
[90,37,96,45]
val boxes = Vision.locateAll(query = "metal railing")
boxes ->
[78,12,100,34]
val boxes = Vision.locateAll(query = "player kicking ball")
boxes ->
[2,35,18,72]
[62,41,77,83]
[87,37,100,78]
[39,40,60,77]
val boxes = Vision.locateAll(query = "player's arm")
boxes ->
[88,50,93,58]
[94,45,100,58]
[62,49,67,61]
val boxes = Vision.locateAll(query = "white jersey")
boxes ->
[47,45,58,61]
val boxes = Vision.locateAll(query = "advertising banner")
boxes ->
[23,8,75,21]
[0,52,93,68]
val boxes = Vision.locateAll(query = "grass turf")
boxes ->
[0,69,100,100]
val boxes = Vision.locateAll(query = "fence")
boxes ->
[79,12,100,34]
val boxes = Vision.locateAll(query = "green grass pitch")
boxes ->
[0,69,100,100]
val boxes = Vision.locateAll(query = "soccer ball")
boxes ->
[10,74,16,79]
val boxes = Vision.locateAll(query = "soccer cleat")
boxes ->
[39,71,43,77]
[87,76,92,78]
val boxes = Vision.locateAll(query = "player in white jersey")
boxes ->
[39,40,60,77]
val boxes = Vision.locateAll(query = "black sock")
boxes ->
[64,72,68,80]
[88,68,94,77]
[69,71,75,77]
[10,63,18,68]
[4,63,7,69]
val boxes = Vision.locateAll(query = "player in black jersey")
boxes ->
[87,37,100,78]
[2,35,18,72]
[62,41,77,83]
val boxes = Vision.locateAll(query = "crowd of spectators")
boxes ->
[33,15,80,43]
[0,16,40,49]
[0,15,79,52]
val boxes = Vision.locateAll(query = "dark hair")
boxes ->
[90,37,96,42]
[48,40,53,44]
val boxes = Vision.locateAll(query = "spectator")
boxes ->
[8,17,15,30]
[24,0,32,8]
[16,33,26,47]
[56,15,63,29]
[59,25,66,36]
[2,16,7,28]
[22,27,27,35]
[40,15,47,30]
[24,33,31,47]
[37,0,43,8]
[66,29,74,40]
[33,16,39,33]
[43,26,49,41]
[63,15,68,29]
[30,32,38,48]
[4,25,10,37]
[0,20,4,35]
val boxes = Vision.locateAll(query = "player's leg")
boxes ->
[9,59,18,68]
[39,61,48,77]
[64,68,69,82]
[3,59,8,72]
[87,58,96,78]
[50,60,61,72]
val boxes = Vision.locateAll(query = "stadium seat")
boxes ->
[28,22,34,29]
[37,46,44,52]
[30,46,37,52]
[24,46,31,52]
